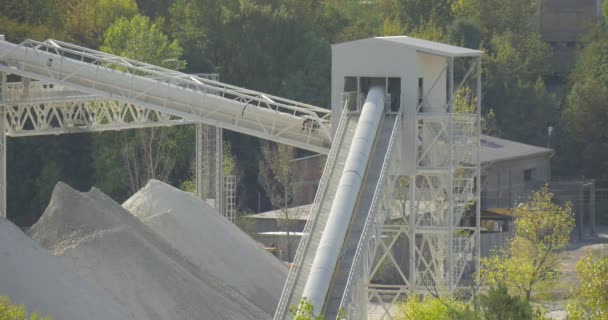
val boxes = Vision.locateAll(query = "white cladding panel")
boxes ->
[331,39,450,175]
[416,52,448,112]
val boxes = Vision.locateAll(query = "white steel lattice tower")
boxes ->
[329,37,482,318]
[224,175,237,222]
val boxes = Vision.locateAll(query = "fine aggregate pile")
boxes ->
[0,218,134,320]
[28,182,269,320]
[123,179,287,316]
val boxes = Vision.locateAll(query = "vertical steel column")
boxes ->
[578,182,584,240]
[475,56,482,282]
[196,124,225,215]
[0,72,6,218]
[215,127,224,215]
[195,123,214,200]
[447,57,455,289]
[195,123,204,198]
[590,180,596,235]
[408,179,416,289]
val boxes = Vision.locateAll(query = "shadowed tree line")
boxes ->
[0,0,599,225]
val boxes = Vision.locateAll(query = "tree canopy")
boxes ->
[0,0,594,225]
[480,187,575,300]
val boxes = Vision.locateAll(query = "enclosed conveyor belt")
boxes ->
[0,38,331,153]
[323,114,396,319]
[274,86,387,319]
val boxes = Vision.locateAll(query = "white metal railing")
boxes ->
[0,38,332,152]
[338,109,403,319]
[2,81,96,103]
[274,100,350,320]
[3,99,189,137]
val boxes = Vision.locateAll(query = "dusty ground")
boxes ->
[543,225,608,319]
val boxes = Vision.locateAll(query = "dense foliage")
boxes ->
[396,285,544,320]
[0,296,52,320]
[0,0,591,223]
[566,249,608,319]
[480,187,575,300]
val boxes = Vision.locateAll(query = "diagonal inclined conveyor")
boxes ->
[275,86,395,319]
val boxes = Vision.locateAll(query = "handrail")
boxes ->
[337,108,403,319]
[5,39,330,116]
[274,100,350,320]
[0,38,332,144]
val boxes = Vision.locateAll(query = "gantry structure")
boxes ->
[0,35,481,319]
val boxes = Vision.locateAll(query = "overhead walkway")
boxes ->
[0,38,331,153]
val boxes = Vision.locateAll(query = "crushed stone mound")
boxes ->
[123,179,287,316]
[0,218,134,320]
[28,182,269,320]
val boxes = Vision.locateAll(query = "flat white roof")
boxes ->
[333,36,483,58]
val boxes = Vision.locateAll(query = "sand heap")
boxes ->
[28,182,269,320]
[123,179,287,316]
[0,218,134,320]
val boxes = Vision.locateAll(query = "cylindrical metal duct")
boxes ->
[301,85,385,314]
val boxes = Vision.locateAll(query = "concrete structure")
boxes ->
[537,0,603,73]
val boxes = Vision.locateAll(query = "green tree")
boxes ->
[92,14,191,199]
[481,32,557,145]
[64,0,138,46]
[289,298,323,320]
[447,18,483,49]
[397,294,471,320]
[258,142,302,261]
[566,249,608,319]
[562,14,608,179]
[0,296,52,320]
[479,283,543,320]
[480,187,575,300]
[563,78,608,178]
[452,0,536,37]
[101,14,184,68]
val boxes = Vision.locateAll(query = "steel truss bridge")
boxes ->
[0,36,481,320]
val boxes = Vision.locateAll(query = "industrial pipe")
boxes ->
[301,85,385,314]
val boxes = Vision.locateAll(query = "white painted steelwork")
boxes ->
[0,38,331,153]
[274,100,352,320]
[4,99,189,137]
[0,35,482,320]
[302,86,385,314]
[339,105,403,319]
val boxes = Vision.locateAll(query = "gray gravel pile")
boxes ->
[0,217,134,320]
[28,182,269,320]
[123,179,287,316]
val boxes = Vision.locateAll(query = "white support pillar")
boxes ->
[447,56,455,289]
[0,72,6,219]
[195,123,224,214]
[195,123,210,199]
[215,127,224,215]
[408,178,416,290]
[475,56,482,282]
